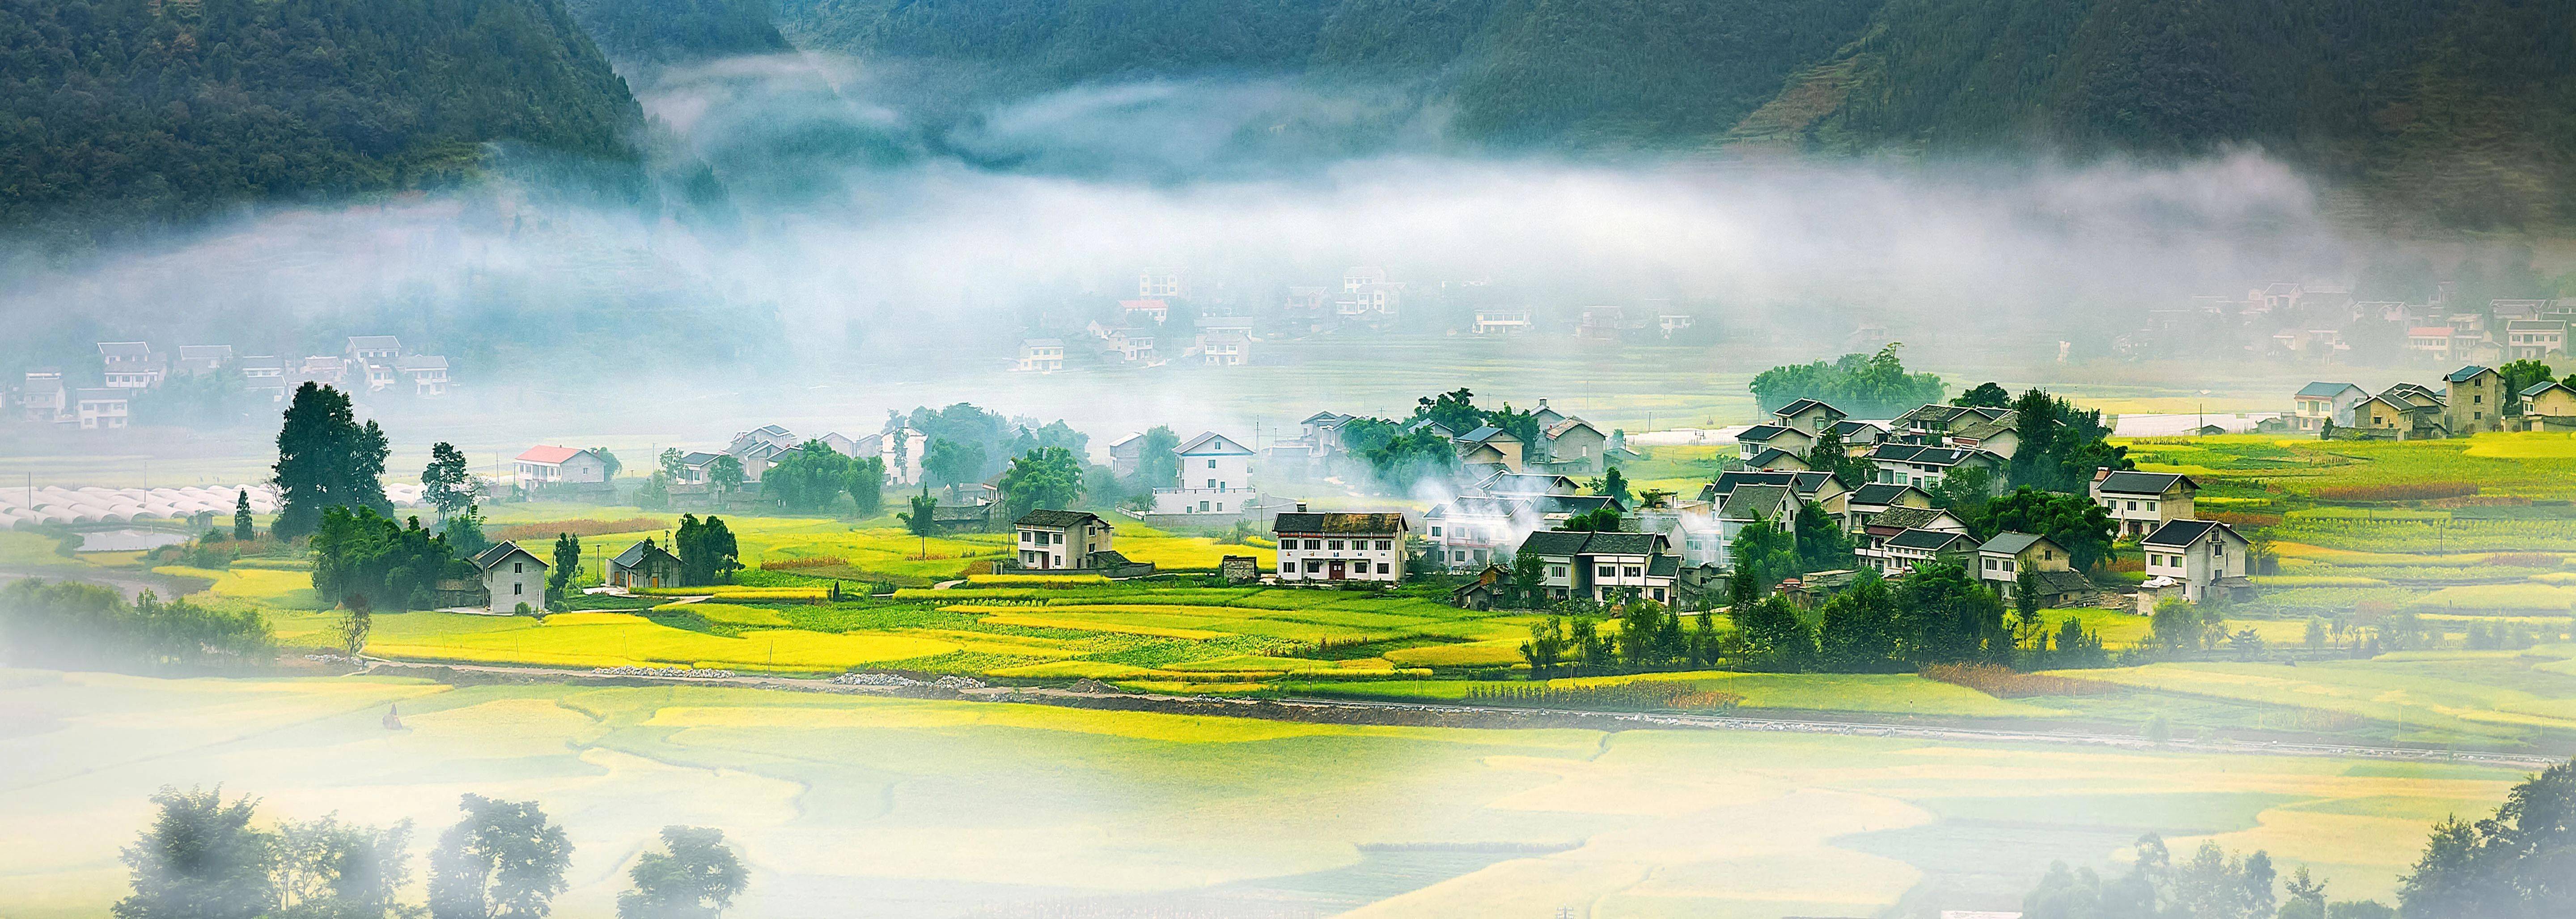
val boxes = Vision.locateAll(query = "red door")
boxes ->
[1329,560,1347,579]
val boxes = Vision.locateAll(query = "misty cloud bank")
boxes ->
[1,52,2365,383]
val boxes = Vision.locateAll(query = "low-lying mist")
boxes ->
[1,51,2377,431]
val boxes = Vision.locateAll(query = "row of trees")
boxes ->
[310,507,478,613]
[114,787,745,919]
[2023,758,2575,918]
[0,580,272,671]
[1749,344,1946,417]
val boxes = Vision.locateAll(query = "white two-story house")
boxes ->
[2140,519,2250,603]
[1273,510,1408,583]
[2091,470,2196,539]
[1153,431,1259,515]
[1014,510,1119,570]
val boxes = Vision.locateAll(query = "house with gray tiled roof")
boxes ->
[2090,469,2197,539]
[1273,509,1410,583]
[1512,529,1684,606]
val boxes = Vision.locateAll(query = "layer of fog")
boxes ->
[0,51,2373,453]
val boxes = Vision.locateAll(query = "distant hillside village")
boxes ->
[14,336,450,430]
[2287,362,2576,438]
[2123,282,2574,367]
[1011,265,1714,372]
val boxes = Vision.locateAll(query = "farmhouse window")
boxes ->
[1596,565,1614,579]
[513,562,523,573]
[1377,564,1390,574]
[1328,540,1345,551]
[1375,540,1392,550]
[1430,526,1443,536]
[1623,567,1642,578]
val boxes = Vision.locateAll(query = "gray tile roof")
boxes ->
[2097,471,2191,496]
[1848,483,1923,506]
[1720,484,1794,520]
[1978,532,2049,556]
[2296,381,2363,398]
[1017,509,1108,529]
[1871,506,1951,530]
[2444,365,2494,383]
[2143,519,2239,548]
[1273,512,1407,534]
[1887,528,1970,551]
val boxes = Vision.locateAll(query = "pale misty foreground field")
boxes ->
[0,670,2528,919]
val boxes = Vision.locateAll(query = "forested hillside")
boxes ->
[0,0,644,233]
[773,0,2576,226]
[1744,0,2576,229]
[559,0,786,63]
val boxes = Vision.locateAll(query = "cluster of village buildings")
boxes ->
[2126,283,2573,365]
[14,336,451,430]
[1013,266,1703,372]
[989,393,2248,615]
[2288,363,2576,438]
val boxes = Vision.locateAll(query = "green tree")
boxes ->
[615,826,748,919]
[1361,430,1460,492]
[442,506,488,557]
[428,795,572,919]
[1589,466,1631,505]
[764,441,852,511]
[1747,344,1945,416]
[271,383,391,540]
[2397,758,2576,918]
[2500,359,2556,413]
[680,515,742,585]
[1519,616,1569,676]
[310,506,469,611]
[589,449,622,481]
[1953,382,2012,408]
[1736,595,1813,670]
[1805,428,1872,489]
[1511,551,1549,606]
[1562,507,1624,532]
[1728,517,1799,588]
[547,534,581,602]
[636,473,671,511]
[845,456,887,517]
[896,491,940,560]
[112,787,278,919]
[234,491,256,541]
[276,815,416,919]
[2279,867,2328,919]
[706,456,745,509]
[1793,501,1856,571]
[1131,426,1182,489]
[2006,387,2131,493]
[1414,387,1487,435]
[2151,597,2207,651]
[1970,487,2117,571]
[1894,562,2005,663]
[999,447,1085,520]
[1929,464,1994,518]
[922,438,987,499]
[1816,571,1897,671]
[657,448,688,481]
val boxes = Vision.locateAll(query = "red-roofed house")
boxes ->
[514,446,607,487]
[1119,299,1170,322]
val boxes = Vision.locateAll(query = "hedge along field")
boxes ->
[0,671,2511,917]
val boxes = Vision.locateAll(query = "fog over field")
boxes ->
[3,52,2368,405]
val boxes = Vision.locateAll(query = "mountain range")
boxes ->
[1,0,2567,234]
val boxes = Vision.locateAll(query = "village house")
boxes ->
[1138,267,1186,298]
[1974,532,2093,605]
[2520,381,2576,431]
[1856,506,1967,574]
[1771,399,1846,436]
[1513,530,1682,605]
[1736,423,1817,461]
[606,539,684,590]
[1657,313,1695,338]
[395,355,449,397]
[1106,433,1148,477]
[1336,266,1402,324]
[239,357,287,401]
[1472,471,1580,497]
[1472,308,1532,334]
[1152,431,1259,516]
[2352,391,2447,440]
[673,451,725,486]
[1634,500,1723,567]
[1701,470,1848,517]
[2091,470,2197,539]
[1890,404,2021,458]
[1540,418,1610,474]
[514,446,609,489]
[1714,483,1797,571]
[1868,443,2004,491]
[1841,482,1933,532]
[1455,425,1527,470]
[2444,365,2506,435]
[2139,519,2251,604]
[1273,510,1409,583]
[1016,339,1066,372]
[174,345,233,375]
[1088,323,1158,364]
[298,356,351,387]
[473,541,547,614]
[1830,419,1887,449]
[1196,331,1250,366]
[1881,528,1975,575]
[2504,320,2567,361]
[1119,298,1170,323]
[20,371,65,423]
[1012,510,1126,570]
[1424,493,1622,569]
[72,388,129,429]
[1746,448,1811,472]
[97,342,163,389]
[2290,382,2368,432]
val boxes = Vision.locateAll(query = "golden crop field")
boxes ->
[0,669,2531,919]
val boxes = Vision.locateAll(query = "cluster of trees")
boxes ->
[1749,345,1946,417]
[0,0,643,237]
[2005,388,2132,494]
[763,439,887,514]
[272,384,391,540]
[673,515,741,585]
[419,442,486,554]
[1519,605,1721,677]
[893,404,1088,486]
[1339,387,1560,491]
[2023,758,2576,918]
[310,507,478,613]
[1734,562,2108,674]
[0,579,272,671]
[113,787,747,919]
[996,447,1085,520]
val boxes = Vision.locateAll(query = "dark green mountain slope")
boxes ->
[1743,0,2575,227]
[0,0,644,232]
[559,0,787,63]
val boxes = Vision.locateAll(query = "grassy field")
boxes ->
[0,669,2530,919]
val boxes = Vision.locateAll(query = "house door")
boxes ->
[1329,560,1347,579]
